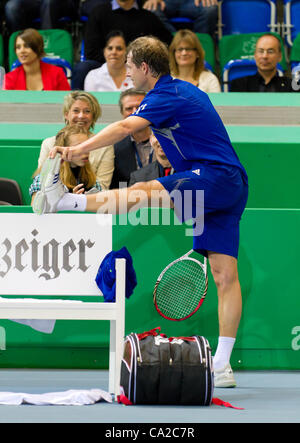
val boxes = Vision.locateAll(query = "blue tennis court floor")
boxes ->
[0,369,299,423]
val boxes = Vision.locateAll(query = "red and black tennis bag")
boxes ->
[118,327,214,406]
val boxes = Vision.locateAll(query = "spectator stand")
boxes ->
[282,0,300,47]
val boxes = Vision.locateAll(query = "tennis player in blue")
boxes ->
[33,36,248,388]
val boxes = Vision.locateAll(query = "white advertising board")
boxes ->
[0,213,112,296]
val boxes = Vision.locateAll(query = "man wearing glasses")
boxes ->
[230,33,297,92]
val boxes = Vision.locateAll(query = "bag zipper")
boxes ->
[134,333,143,364]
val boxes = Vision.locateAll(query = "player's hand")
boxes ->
[73,183,85,194]
[143,0,165,11]
[195,0,218,7]
[49,145,85,163]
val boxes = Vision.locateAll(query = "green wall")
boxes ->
[1,125,299,208]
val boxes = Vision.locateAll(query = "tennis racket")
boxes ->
[153,249,208,321]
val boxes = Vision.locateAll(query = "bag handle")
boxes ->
[168,336,195,342]
[137,327,163,340]
[137,329,196,342]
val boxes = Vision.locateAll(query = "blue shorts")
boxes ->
[157,164,248,258]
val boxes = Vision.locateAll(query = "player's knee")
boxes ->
[210,265,238,291]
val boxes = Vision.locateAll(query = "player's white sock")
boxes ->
[213,336,236,370]
[57,193,87,212]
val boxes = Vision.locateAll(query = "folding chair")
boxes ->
[218,0,279,39]
[283,0,300,47]
[196,33,216,72]
[222,58,284,91]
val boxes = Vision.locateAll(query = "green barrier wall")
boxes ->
[1,91,299,106]
[1,125,299,208]
[0,207,299,370]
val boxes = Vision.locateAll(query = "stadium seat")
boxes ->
[283,0,300,47]
[205,61,213,72]
[0,178,23,205]
[222,58,284,91]
[8,29,74,70]
[218,0,278,38]
[170,17,194,30]
[290,33,300,67]
[219,32,287,74]
[196,33,216,72]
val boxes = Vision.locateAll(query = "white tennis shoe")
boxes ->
[214,363,237,388]
[32,154,67,215]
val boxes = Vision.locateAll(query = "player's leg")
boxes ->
[32,154,171,215]
[85,180,171,213]
[208,251,241,387]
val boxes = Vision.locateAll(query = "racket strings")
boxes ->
[155,259,207,320]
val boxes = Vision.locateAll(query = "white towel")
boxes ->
[0,389,112,405]
[10,319,56,334]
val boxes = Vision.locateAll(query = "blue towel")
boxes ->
[95,247,137,302]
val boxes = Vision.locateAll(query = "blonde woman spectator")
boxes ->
[38,91,114,190]
[169,29,220,93]
[84,30,133,92]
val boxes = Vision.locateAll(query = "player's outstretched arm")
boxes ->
[49,116,151,163]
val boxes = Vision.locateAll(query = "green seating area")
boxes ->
[1,26,299,91]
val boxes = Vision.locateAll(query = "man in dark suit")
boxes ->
[129,132,173,186]
[110,88,154,189]
[231,34,296,92]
